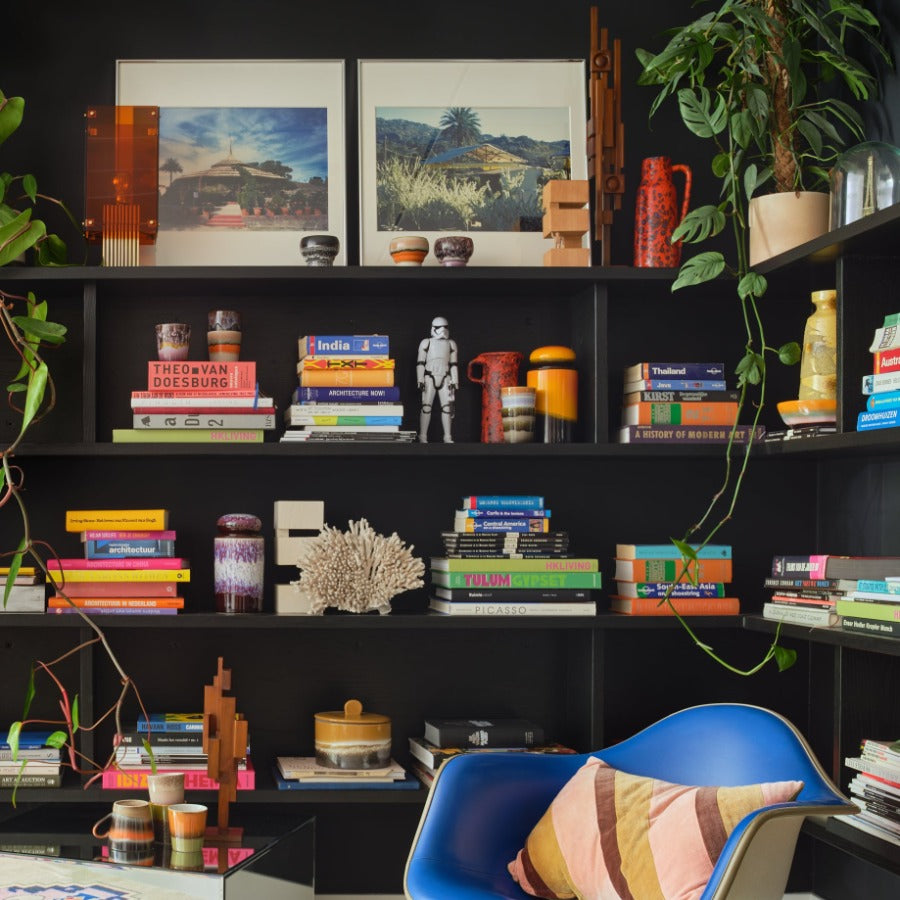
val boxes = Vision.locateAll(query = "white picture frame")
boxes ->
[116,59,346,266]
[358,59,588,267]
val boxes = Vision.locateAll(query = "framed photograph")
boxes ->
[358,59,587,267]
[117,59,346,266]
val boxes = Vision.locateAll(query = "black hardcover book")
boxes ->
[423,717,545,749]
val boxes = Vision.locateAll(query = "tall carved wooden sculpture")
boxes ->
[203,657,248,840]
[586,7,624,265]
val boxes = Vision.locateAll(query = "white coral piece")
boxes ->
[293,518,425,615]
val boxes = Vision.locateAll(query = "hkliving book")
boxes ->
[621,401,739,426]
[623,362,726,381]
[132,412,276,430]
[618,425,766,444]
[461,495,545,510]
[431,557,598,572]
[84,538,175,559]
[614,557,732,583]
[112,429,265,443]
[298,334,390,359]
[298,368,395,387]
[424,718,545,748]
[615,543,731,560]
[431,571,602,589]
[146,360,256,392]
[609,596,740,616]
[66,509,169,532]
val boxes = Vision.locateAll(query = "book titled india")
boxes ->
[147,360,256,391]
[424,717,545,749]
[610,595,739,615]
[298,334,390,358]
[623,362,726,381]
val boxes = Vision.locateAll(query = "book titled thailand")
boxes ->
[623,362,726,381]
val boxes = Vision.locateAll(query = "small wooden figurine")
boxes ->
[203,657,248,841]
[542,180,591,267]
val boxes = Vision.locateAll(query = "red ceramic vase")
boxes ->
[467,351,524,443]
[633,156,692,267]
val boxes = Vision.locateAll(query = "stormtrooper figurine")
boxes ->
[417,316,458,443]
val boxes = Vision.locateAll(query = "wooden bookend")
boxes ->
[203,656,248,841]
[274,499,325,613]
[542,180,591,267]
[586,6,625,265]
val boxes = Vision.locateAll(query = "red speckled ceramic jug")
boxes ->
[467,351,523,443]
[633,156,692,267]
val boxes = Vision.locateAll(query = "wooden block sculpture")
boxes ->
[274,499,325,614]
[203,657,249,841]
[542,181,591,267]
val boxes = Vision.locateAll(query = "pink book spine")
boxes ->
[56,581,178,597]
[48,557,189,570]
[146,361,256,392]
[808,555,831,579]
[101,764,255,790]
[82,530,177,540]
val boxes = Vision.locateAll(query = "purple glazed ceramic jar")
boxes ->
[214,513,264,613]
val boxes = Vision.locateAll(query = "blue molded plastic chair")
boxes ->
[404,703,856,899]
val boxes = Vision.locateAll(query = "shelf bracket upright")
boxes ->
[586,6,624,266]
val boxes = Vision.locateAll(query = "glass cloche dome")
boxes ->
[830,141,900,228]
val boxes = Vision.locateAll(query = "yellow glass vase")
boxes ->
[799,289,837,401]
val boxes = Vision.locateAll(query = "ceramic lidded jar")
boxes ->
[214,513,264,613]
[314,698,391,769]
[434,235,474,267]
[389,235,429,266]
[300,234,340,267]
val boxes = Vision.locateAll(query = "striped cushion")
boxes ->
[508,757,802,899]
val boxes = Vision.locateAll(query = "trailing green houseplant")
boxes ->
[635,1,890,673]
[1,89,153,798]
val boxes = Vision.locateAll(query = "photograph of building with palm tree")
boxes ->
[375,106,571,232]
[157,107,329,231]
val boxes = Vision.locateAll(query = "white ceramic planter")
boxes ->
[748,191,830,266]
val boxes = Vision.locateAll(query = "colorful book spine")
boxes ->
[66,509,169,532]
[461,496,545,510]
[762,602,839,626]
[287,415,402,426]
[861,371,900,394]
[621,401,739,426]
[147,361,255,391]
[454,508,549,519]
[286,403,403,417]
[48,607,178,615]
[763,576,856,591]
[429,599,595,616]
[624,362,726,380]
[866,389,900,410]
[622,379,728,391]
[433,588,592,602]
[614,557,732,582]
[299,357,395,370]
[454,518,550,533]
[615,543,731,560]
[54,581,179,597]
[855,579,900,595]
[0,772,63,787]
[84,539,176,559]
[614,582,727,598]
[298,368,395,387]
[101,766,255,790]
[872,349,900,373]
[623,389,740,403]
[133,412,276,429]
[293,386,401,402]
[857,408,900,431]
[618,425,765,444]
[48,597,184,608]
[431,557,597,572]
[610,596,739,615]
[841,616,900,637]
[298,334,390,358]
[769,555,830,578]
[137,714,204,733]
[49,557,188,570]
[835,598,900,622]
[82,530,176,541]
[46,568,190,582]
[112,429,264,443]
[431,571,602,589]
[131,392,272,407]
[869,322,900,352]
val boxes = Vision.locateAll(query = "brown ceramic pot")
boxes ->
[314,699,391,769]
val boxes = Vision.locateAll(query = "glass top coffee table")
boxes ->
[0,804,314,898]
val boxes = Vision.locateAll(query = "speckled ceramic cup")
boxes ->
[434,235,474,267]
[389,235,429,266]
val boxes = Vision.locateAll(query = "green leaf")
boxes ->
[731,109,754,149]
[0,95,24,145]
[671,538,698,562]
[0,209,45,267]
[677,87,728,138]
[3,543,26,608]
[36,233,68,266]
[671,205,726,244]
[21,174,37,204]
[744,164,759,202]
[143,739,158,775]
[45,730,68,750]
[737,272,768,301]
[736,351,765,386]
[778,341,802,365]
[773,645,798,672]
[711,152,731,178]
[71,695,80,732]
[22,670,35,719]
[672,251,725,291]
[796,118,824,159]
[7,722,22,760]
[11,316,68,344]
[21,361,48,433]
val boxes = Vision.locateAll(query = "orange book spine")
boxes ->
[48,597,184,608]
[610,595,740,615]
[614,557,733,582]
[621,401,739,426]
[299,368,396,387]
[101,763,255,790]
[300,357,395,370]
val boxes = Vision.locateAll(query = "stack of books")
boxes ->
[47,509,188,616]
[617,361,764,444]
[0,565,46,613]
[407,717,573,786]
[283,333,415,442]
[841,737,900,847]
[0,729,63,789]
[114,360,276,444]
[858,312,900,432]
[430,495,599,616]
[272,755,417,790]
[610,543,739,615]
[761,553,856,627]
[106,712,255,790]
[765,553,900,635]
